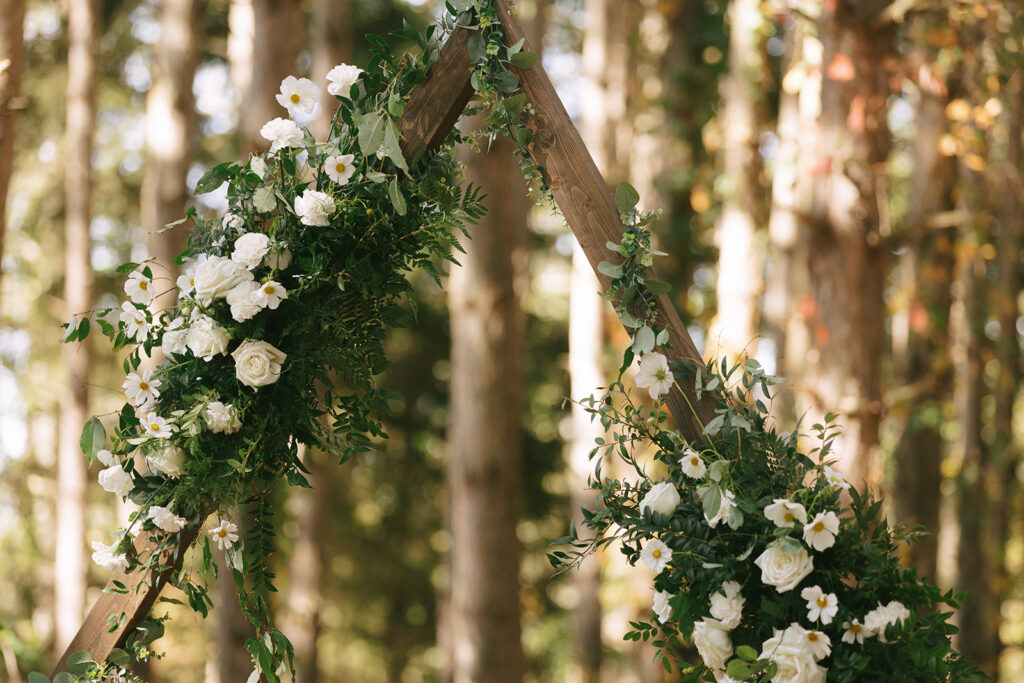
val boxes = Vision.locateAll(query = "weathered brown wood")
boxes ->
[489,0,717,439]
[53,526,201,674]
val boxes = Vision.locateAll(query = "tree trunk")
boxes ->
[711,0,765,363]
[310,0,352,139]
[447,134,527,683]
[0,0,26,299]
[55,0,96,655]
[801,2,893,488]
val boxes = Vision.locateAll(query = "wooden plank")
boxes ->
[488,0,718,439]
[53,526,201,674]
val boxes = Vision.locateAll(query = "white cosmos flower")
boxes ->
[260,117,304,153]
[802,628,831,661]
[652,590,674,624]
[294,189,336,227]
[326,63,364,97]
[98,465,134,498]
[863,600,911,641]
[704,488,737,529]
[205,401,242,434]
[209,519,240,550]
[639,538,672,573]
[143,412,173,439]
[324,154,357,185]
[226,279,262,322]
[765,498,808,528]
[802,511,840,551]
[120,302,149,341]
[222,212,244,233]
[176,258,200,298]
[709,580,745,630]
[822,464,851,490]
[640,481,680,517]
[122,369,161,409]
[251,280,288,310]
[124,271,154,304]
[148,505,187,533]
[91,540,129,573]
[841,618,866,644]
[800,585,839,625]
[276,75,320,122]
[634,351,672,399]
[679,446,706,478]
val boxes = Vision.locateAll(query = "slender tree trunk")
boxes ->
[311,0,352,139]
[55,0,96,655]
[215,548,256,682]
[447,134,527,683]
[0,0,26,299]
[801,2,893,488]
[711,0,765,362]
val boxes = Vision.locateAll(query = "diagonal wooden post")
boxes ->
[56,9,715,673]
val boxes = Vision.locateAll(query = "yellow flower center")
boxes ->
[135,316,144,325]
[217,529,228,538]
[336,162,346,174]
[140,281,148,290]
[813,521,825,532]
[652,549,662,559]
[139,381,149,391]
[817,597,828,607]
[150,423,160,432]
[691,457,699,466]
[784,513,794,522]
[851,624,861,633]
[264,285,274,294]
[290,93,300,103]
[807,632,818,642]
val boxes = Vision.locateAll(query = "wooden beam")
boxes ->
[53,527,202,674]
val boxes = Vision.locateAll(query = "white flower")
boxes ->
[122,369,161,409]
[98,465,134,498]
[800,585,839,625]
[96,449,118,467]
[704,488,737,529]
[294,149,317,183]
[754,541,814,593]
[148,442,186,478]
[709,580,745,630]
[120,302,149,341]
[226,279,262,322]
[822,464,851,490]
[760,625,827,682]
[260,117,304,153]
[162,316,189,356]
[209,519,240,550]
[802,511,840,551]
[324,154,357,185]
[640,481,680,517]
[652,590,673,624]
[841,619,866,644]
[205,401,242,434]
[692,619,732,670]
[148,505,187,533]
[222,212,244,233]
[124,271,154,304]
[679,446,706,478]
[634,351,672,399]
[250,155,267,179]
[802,629,831,661]
[142,412,173,439]
[232,339,287,388]
[193,255,247,305]
[639,538,672,573]
[176,259,199,297]
[294,189,336,227]
[765,498,808,528]
[263,244,292,271]
[863,600,911,641]
[186,314,232,361]
[251,280,288,310]
[276,75,320,121]
[326,63,364,97]
[91,541,129,573]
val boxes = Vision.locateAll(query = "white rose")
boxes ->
[754,541,814,593]
[232,339,287,388]
[709,580,745,630]
[652,590,673,624]
[91,541,129,573]
[148,505,187,533]
[692,618,732,670]
[260,117,304,153]
[205,401,242,434]
[640,481,680,517]
[162,316,189,356]
[760,626,827,683]
[148,442,186,478]
[294,189,336,227]
[226,279,262,322]
[98,465,134,498]
[193,256,247,305]
[326,63,364,97]
[186,314,232,360]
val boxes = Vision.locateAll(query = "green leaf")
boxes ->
[615,182,640,211]
[510,51,539,69]
[507,37,525,56]
[726,659,756,679]
[355,112,387,158]
[387,90,406,118]
[61,317,79,343]
[708,459,727,482]
[384,120,409,175]
[53,673,74,683]
[597,261,623,279]
[65,651,94,674]
[28,673,51,683]
[366,171,388,183]
[504,93,527,114]
[468,33,486,62]
[644,278,671,295]
[194,164,233,194]
[388,178,407,216]
[515,127,533,147]
[107,648,131,666]
[252,185,276,213]
[632,325,655,354]
[495,70,519,93]
[701,486,721,520]
[80,417,105,461]
[76,317,91,341]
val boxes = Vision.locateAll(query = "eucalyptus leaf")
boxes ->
[701,487,722,520]
[28,673,50,683]
[597,261,623,279]
[355,112,387,158]
[644,278,671,296]
[384,119,409,174]
[366,171,388,183]
[495,70,519,93]
[510,51,539,69]
[615,181,640,211]
[388,178,408,216]
[507,37,525,56]
[632,325,655,354]
[708,459,727,483]
[65,651,94,674]
[468,33,486,62]
[252,185,276,213]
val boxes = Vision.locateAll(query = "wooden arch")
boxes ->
[54,0,716,673]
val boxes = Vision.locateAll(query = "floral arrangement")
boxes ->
[554,202,983,681]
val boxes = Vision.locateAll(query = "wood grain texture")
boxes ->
[490,0,717,440]
[53,527,201,674]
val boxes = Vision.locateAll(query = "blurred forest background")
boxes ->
[1,0,1023,681]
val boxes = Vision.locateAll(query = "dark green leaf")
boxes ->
[495,70,519,93]
[510,51,539,69]
[388,178,407,216]
[28,673,51,683]
[61,317,79,343]
[384,120,409,174]
[644,278,671,295]
[615,181,640,211]
[468,33,486,62]
[80,416,105,461]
